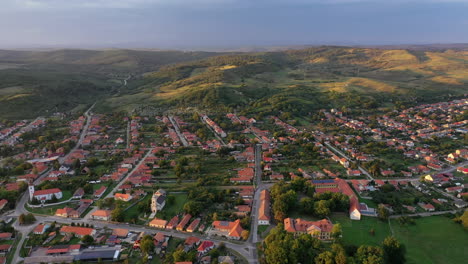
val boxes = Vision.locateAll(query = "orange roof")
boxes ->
[212,219,244,238]
[112,228,129,237]
[114,193,131,200]
[34,188,61,196]
[184,236,200,246]
[149,218,168,227]
[258,190,270,221]
[33,224,48,234]
[91,210,112,217]
[60,226,94,236]
[284,218,333,233]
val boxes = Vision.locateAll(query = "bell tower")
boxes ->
[28,183,35,201]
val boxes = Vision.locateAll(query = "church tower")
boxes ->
[28,183,35,201]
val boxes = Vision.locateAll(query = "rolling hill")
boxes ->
[0,47,467,119]
[100,47,468,116]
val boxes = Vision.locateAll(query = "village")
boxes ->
[0,98,466,264]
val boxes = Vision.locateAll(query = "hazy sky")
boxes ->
[1,0,468,49]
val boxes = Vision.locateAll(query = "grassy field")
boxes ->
[156,193,188,221]
[331,213,391,246]
[332,213,468,264]
[391,216,468,264]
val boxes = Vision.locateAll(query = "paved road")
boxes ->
[12,211,258,264]
[58,103,95,164]
[104,148,154,199]
[168,116,189,147]
[126,121,130,149]
[248,144,262,244]
[325,142,374,180]
[389,209,462,218]
[200,116,227,146]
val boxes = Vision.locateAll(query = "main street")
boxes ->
[168,115,189,147]
[58,103,95,164]
[104,148,154,199]
[324,142,374,180]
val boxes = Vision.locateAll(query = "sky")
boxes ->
[1,0,468,49]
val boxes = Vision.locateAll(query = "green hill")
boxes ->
[0,47,467,119]
[101,47,468,115]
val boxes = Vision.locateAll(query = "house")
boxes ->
[91,210,112,221]
[427,163,442,170]
[197,240,215,256]
[347,169,361,177]
[55,207,79,218]
[211,219,245,240]
[0,200,7,211]
[94,186,107,198]
[30,186,62,202]
[149,218,168,229]
[418,203,435,212]
[112,228,129,238]
[258,190,271,225]
[46,244,81,255]
[60,226,96,238]
[151,189,166,213]
[284,218,334,240]
[184,236,201,252]
[114,193,132,202]
[186,218,201,233]
[0,233,12,240]
[72,188,85,199]
[0,245,11,253]
[176,214,192,231]
[403,205,416,213]
[166,216,179,230]
[153,232,167,250]
[445,186,463,193]
[33,224,50,235]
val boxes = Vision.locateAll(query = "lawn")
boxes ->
[391,216,468,264]
[156,193,188,221]
[25,202,79,215]
[124,194,151,224]
[331,213,391,246]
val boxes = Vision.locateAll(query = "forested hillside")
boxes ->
[0,47,467,119]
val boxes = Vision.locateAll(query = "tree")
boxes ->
[300,197,314,214]
[455,210,468,229]
[111,208,124,222]
[314,200,331,218]
[81,235,94,246]
[140,235,155,256]
[18,214,26,225]
[183,201,203,216]
[382,236,405,264]
[25,213,36,224]
[377,204,389,221]
[315,251,334,264]
[241,230,249,240]
[331,223,342,241]
[356,245,384,264]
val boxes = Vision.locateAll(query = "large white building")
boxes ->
[29,185,62,202]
